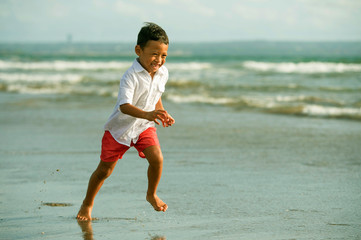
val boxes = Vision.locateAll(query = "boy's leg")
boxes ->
[77,160,117,220]
[143,145,168,212]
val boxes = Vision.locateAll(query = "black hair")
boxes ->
[137,22,169,49]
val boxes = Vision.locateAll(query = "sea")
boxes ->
[1,42,361,240]
[0,41,360,121]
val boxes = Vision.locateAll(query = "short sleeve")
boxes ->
[118,73,136,106]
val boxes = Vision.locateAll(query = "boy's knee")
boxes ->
[95,163,114,180]
[149,154,163,168]
[154,155,163,165]
[147,152,163,168]
[144,146,163,164]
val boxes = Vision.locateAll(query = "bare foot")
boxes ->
[76,204,93,221]
[146,194,168,212]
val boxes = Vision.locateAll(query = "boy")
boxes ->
[77,22,175,221]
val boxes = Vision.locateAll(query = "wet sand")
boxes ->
[0,93,360,239]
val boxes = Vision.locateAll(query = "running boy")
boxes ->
[77,23,175,221]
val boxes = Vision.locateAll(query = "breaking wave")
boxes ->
[0,60,130,71]
[1,55,360,121]
[0,73,83,83]
[2,59,360,75]
[166,62,212,70]
[164,93,361,120]
[243,61,361,73]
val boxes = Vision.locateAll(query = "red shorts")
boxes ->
[100,127,160,162]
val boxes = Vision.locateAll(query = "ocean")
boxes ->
[1,41,361,120]
[1,42,361,240]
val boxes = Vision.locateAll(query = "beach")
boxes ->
[1,41,361,239]
[1,92,360,239]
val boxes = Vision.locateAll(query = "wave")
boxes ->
[166,62,212,70]
[165,93,342,108]
[166,79,361,96]
[2,59,361,75]
[166,94,236,105]
[0,82,118,97]
[166,80,204,89]
[0,73,83,83]
[163,93,361,120]
[1,78,359,120]
[0,60,130,71]
[302,105,361,118]
[0,60,213,72]
[1,56,360,121]
[242,61,361,73]
[0,73,117,96]
[274,95,344,106]
[267,105,361,120]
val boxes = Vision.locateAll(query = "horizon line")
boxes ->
[1,39,361,44]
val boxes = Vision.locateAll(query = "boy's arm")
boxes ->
[155,97,164,110]
[119,103,167,125]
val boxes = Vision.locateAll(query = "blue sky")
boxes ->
[0,0,360,42]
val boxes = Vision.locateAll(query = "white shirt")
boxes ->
[104,59,168,146]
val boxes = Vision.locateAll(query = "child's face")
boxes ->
[135,40,168,77]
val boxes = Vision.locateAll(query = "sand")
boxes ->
[0,93,360,239]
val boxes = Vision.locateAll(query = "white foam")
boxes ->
[6,84,71,94]
[275,95,303,102]
[0,60,130,71]
[167,94,235,105]
[302,105,361,117]
[0,73,83,83]
[243,61,361,73]
[0,60,212,72]
[4,83,117,97]
[168,94,282,108]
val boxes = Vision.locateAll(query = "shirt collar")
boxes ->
[133,58,166,76]
[133,58,145,73]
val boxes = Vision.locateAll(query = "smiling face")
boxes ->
[135,40,168,78]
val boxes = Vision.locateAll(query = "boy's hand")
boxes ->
[120,104,174,127]
[146,110,168,125]
[145,110,175,127]
[162,113,175,127]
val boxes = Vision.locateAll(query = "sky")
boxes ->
[0,0,360,43]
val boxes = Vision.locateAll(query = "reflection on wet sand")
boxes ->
[77,220,94,240]
[77,219,166,240]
